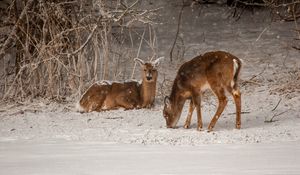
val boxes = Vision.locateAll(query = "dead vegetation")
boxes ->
[0,0,299,102]
[270,68,300,99]
[0,0,160,101]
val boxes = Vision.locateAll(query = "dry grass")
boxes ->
[0,0,160,101]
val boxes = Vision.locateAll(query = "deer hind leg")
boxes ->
[232,88,241,129]
[208,87,227,132]
[80,94,106,112]
[184,99,195,129]
[226,85,242,129]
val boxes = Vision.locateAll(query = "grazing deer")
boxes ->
[76,57,163,112]
[163,51,242,132]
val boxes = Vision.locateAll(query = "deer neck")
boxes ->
[140,79,156,107]
[169,78,186,124]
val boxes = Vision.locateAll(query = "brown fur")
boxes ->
[163,51,242,131]
[78,81,140,112]
[139,63,158,108]
[77,58,162,112]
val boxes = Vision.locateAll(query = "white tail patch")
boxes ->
[75,101,85,112]
[231,58,239,87]
[233,59,239,77]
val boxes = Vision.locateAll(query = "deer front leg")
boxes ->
[184,99,195,129]
[208,88,227,132]
[116,96,136,110]
[192,93,203,131]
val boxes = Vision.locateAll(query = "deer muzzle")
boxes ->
[146,76,152,81]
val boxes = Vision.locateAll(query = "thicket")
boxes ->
[0,0,159,101]
[0,0,299,101]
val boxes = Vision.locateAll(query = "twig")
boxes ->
[271,98,282,111]
[235,0,267,7]
[292,46,300,50]
[255,27,268,42]
[170,0,185,62]
[264,110,288,123]
[249,62,269,81]
[228,111,251,115]
[65,25,98,56]
[241,26,269,62]
[2,109,39,117]
[105,116,124,120]
[131,27,146,79]
[241,79,261,86]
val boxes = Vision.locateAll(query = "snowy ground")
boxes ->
[1,1,300,174]
[1,140,300,175]
[0,95,299,145]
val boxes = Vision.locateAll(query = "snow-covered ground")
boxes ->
[1,1,300,174]
[0,95,299,145]
[1,140,299,175]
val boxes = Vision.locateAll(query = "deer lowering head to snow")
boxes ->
[163,51,242,132]
[76,57,163,112]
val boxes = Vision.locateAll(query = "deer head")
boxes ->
[134,57,163,82]
[163,95,182,128]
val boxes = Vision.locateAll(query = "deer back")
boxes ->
[77,81,140,112]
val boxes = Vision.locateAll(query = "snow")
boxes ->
[0,140,299,175]
[95,79,142,86]
[0,93,299,145]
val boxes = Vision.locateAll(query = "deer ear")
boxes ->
[134,58,145,66]
[152,57,164,67]
[164,96,171,107]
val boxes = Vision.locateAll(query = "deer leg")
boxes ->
[208,88,227,132]
[232,89,241,129]
[184,100,195,129]
[89,95,106,112]
[192,93,202,131]
[226,85,242,129]
[116,97,135,109]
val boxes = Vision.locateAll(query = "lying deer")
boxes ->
[163,51,242,132]
[76,57,163,112]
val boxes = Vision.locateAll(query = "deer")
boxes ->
[163,51,242,132]
[76,57,163,112]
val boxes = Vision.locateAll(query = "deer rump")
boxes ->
[77,81,141,113]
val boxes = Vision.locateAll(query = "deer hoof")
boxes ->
[236,124,241,129]
[207,126,214,132]
[197,126,203,131]
[184,124,190,129]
